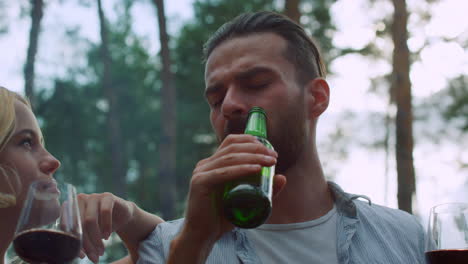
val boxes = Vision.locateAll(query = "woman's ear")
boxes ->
[306,78,330,118]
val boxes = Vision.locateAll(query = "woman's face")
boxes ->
[0,100,61,201]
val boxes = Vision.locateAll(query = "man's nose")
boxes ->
[221,87,249,119]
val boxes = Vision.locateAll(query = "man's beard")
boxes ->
[269,99,307,174]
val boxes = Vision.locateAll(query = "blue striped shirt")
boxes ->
[138,182,426,263]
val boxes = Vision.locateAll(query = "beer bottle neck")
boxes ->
[244,111,267,138]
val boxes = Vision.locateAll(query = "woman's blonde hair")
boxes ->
[0,86,30,208]
[0,86,30,153]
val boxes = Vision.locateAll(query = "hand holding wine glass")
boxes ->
[76,192,165,263]
[13,179,82,264]
[425,203,468,264]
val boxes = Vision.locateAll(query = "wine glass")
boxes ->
[425,203,468,264]
[13,179,82,264]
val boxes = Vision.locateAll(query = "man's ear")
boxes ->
[306,78,330,118]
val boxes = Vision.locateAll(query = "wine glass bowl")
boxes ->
[425,203,468,264]
[12,179,82,264]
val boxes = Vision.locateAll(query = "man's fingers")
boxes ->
[197,152,276,175]
[191,164,262,189]
[272,174,287,199]
[98,194,115,240]
[216,140,277,158]
[77,195,86,225]
[81,229,99,263]
[83,198,105,256]
[217,134,258,149]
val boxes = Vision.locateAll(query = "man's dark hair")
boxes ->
[203,11,326,85]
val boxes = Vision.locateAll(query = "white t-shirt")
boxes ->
[246,206,338,264]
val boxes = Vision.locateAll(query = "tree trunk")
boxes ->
[97,0,127,199]
[391,0,415,213]
[24,0,44,108]
[152,0,177,219]
[383,101,392,206]
[284,0,301,23]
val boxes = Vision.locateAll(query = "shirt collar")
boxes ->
[328,181,372,218]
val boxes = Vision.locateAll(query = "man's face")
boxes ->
[204,32,309,173]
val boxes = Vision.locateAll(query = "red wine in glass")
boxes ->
[14,229,81,263]
[425,203,468,264]
[425,249,468,264]
[13,179,82,264]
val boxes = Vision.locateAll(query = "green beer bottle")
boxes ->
[222,106,274,228]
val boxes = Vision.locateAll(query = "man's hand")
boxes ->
[77,192,163,263]
[168,134,286,264]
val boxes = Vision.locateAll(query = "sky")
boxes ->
[1,0,467,237]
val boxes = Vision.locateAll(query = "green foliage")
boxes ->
[36,80,103,193]
[292,0,337,77]
[36,3,161,210]
[444,75,468,131]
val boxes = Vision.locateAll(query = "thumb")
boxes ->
[272,174,286,199]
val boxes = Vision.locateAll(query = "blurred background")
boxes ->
[1,0,467,262]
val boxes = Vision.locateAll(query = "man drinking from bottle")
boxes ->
[137,11,426,264]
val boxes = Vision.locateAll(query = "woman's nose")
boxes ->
[39,151,61,176]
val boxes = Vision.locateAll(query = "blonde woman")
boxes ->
[0,86,163,264]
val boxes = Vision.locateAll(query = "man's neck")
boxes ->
[266,148,334,225]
